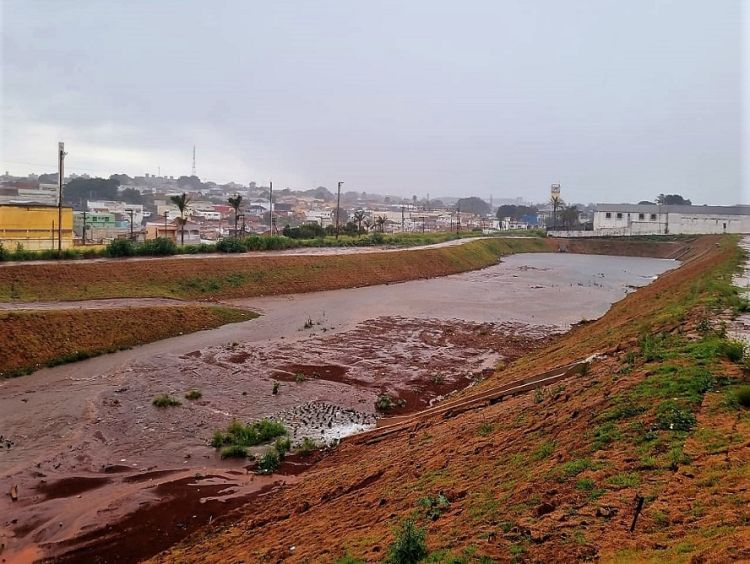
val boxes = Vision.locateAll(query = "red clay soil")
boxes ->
[0,236,694,303]
[0,305,254,377]
[151,235,749,563]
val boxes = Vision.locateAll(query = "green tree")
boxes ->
[352,210,366,234]
[550,194,564,230]
[455,196,491,216]
[656,194,691,205]
[228,194,243,237]
[170,192,191,245]
[375,215,387,233]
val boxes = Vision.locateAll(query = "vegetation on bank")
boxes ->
[0,230,536,263]
[0,237,551,302]
[0,305,255,378]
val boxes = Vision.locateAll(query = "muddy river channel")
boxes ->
[0,253,676,562]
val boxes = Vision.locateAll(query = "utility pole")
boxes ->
[82,209,87,245]
[128,209,135,240]
[457,203,461,233]
[163,211,168,238]
[335,181,343,240]
[401,205,405,232]
[57,142,66,254]
[268,181,273,235]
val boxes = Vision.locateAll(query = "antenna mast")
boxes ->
[192,145,196,176]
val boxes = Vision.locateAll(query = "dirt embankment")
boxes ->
[0,306,255,377]
[0,236,704,303]
[153,235,748,563]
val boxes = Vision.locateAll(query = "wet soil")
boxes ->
[0,253,676,562]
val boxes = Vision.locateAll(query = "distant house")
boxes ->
[145,219,201,243]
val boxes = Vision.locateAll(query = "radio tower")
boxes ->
[192,145,196,176]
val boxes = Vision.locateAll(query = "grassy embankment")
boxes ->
[155,235,749,563]
[0,237,552,302]
[0,306,255,378]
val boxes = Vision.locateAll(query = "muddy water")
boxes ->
[0,253,676,562]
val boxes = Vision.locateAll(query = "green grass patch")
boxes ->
[211,419,287,449]
[152,394,181,408]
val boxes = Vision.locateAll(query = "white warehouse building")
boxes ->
[592,204,750,236]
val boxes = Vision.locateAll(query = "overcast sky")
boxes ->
[1,1,745,204]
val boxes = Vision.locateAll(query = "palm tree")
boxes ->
[228,194,243,238]
[363,218,372,233]
[375,215,387,233]
[353,210,366,235]
[550,195,563,230]
[170,192,191,245]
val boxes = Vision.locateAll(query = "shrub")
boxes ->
[418,493,450,520]
[152,394,181,408]
[185,389,202,400]
[210,419,287,448]
[656,401,696,431]
[735,385,750,408]
[220,444,248,459]
[298,436,317,455]
[375,394,395,411]
[216,237,247,253]
[478,422,494,436]
[139,237,177,256]
[257,449,280,473]
[274,436,291,458]
[0,243,8,261]
[370,232,385,245]
[386,519,427,564]
[272,381,280,395]
[720,339,745,362]
[106,238,137,257]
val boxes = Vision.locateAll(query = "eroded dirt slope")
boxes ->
[155,235,749,562]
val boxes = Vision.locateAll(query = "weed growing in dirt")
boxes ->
[734,385,750,407]
[721,339,746,362]
[274,436,291,458]
[556,458,592,481]
[531,440,555,461]
[185,389,202,400]
[656,401,697,431]
[591,422,622,451]
[431,374,445,385]
[152,394,181,408]
[295,373,306,383]
[376,394,399,411]
[533,388,544,403]
[608,472,640,489]
[220,444,248,459]
[211,419,287,449]
[418,493,450,520]
[478,422,494,436]
[272,381,280,395]
[298,436,317,455]
[257,449,280,474]
[386,518,427,564]
[303,317,314,329]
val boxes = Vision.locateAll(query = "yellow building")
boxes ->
[0,204,74,250]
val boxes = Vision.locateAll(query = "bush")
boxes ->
[185,389,202,400]
[720,339,745,363]
[0,243,8,261]
[735,385,750,408]
[386,519,427,564]
[257,449,280,473]
[274,436,291,458]
[106,238,137,257]
[298,436,317,455]
[375,394,395,411]
[216,237,247,253]
[210,419,287,448]
[220,444,248,459]
[139,237,177,256]
[152,394,181,408]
